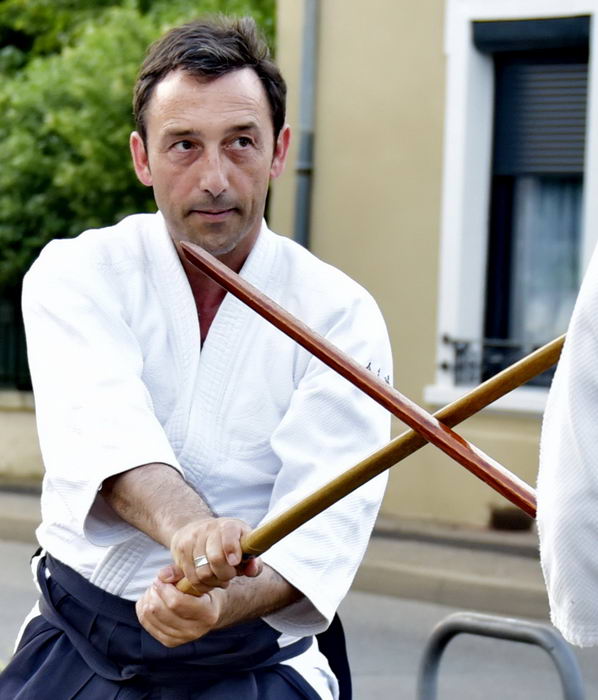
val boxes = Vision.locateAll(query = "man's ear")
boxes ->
[270,124,291,180]
[130,131,153,186]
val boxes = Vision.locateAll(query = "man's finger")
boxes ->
[147,580,206,626]
[219,520,246,567]
[174,540,202,587]
[204,530,238,581]
[136,591,188,644]
[158,564,184,583]
[191,552,230,591]
[237,557,262,578]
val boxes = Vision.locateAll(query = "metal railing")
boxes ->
[441,335,555,387]
[417,612,585,699]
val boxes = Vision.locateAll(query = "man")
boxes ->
[0,16,392,699]
[537,243,598,648]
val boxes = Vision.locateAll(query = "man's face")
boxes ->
[130,68,289,263]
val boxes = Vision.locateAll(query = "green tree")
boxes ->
[0,0,275,290]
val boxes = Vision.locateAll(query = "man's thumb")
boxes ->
[158,565,183,583]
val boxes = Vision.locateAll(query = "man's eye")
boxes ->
[173,140,194,152]
[234,136,253,148]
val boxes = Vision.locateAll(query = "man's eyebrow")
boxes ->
[159,123,260,141]
[227,122,260,134]
[160,128,201,139]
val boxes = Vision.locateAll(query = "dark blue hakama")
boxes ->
[0,555,324,699]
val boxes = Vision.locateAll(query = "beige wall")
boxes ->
[272,0,543,527]
[0,392,42,482]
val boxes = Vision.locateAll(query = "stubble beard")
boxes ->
[180,219,249,257]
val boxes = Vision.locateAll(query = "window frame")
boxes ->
[425,0,598,414]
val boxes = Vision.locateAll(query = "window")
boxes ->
[482,21,587,387]
[425,3,598,413]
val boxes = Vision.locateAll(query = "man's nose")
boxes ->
[199,148,229,198]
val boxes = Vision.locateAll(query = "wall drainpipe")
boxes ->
[293,0,320,248]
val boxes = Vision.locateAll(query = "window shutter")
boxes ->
[493,61,588,175]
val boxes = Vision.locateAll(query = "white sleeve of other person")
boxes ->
[538,243,598,646]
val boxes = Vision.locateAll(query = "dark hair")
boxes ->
[133,16,286,144]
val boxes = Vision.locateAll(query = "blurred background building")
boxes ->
[270,0,598,528]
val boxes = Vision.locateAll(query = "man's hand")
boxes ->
[103,464,297,645]
[136,567,225,647]
[169,517,262,593]
[136,563,302,648]
[102,464,262,593]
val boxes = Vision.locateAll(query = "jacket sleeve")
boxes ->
[22,240,183,547]
[258,289,392,636]
[537,243,598,646]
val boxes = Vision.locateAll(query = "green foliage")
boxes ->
[0,0,274,60]
[0,0,275,289]
[0,0,121,60]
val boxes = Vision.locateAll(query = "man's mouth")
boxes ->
[188,208,236,221]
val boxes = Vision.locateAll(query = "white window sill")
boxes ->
[0,390,35,412]
[423,383,548,416]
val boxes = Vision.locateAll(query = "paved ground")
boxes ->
[341,592,595,699]
[0,540,36,664]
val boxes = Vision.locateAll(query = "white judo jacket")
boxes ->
[538,242,598,647]
[22,212,392,640]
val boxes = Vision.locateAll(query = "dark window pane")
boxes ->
[0,290,31,390]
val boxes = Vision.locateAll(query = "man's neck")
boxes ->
[178,257,224,344]
[178,243,253,345]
